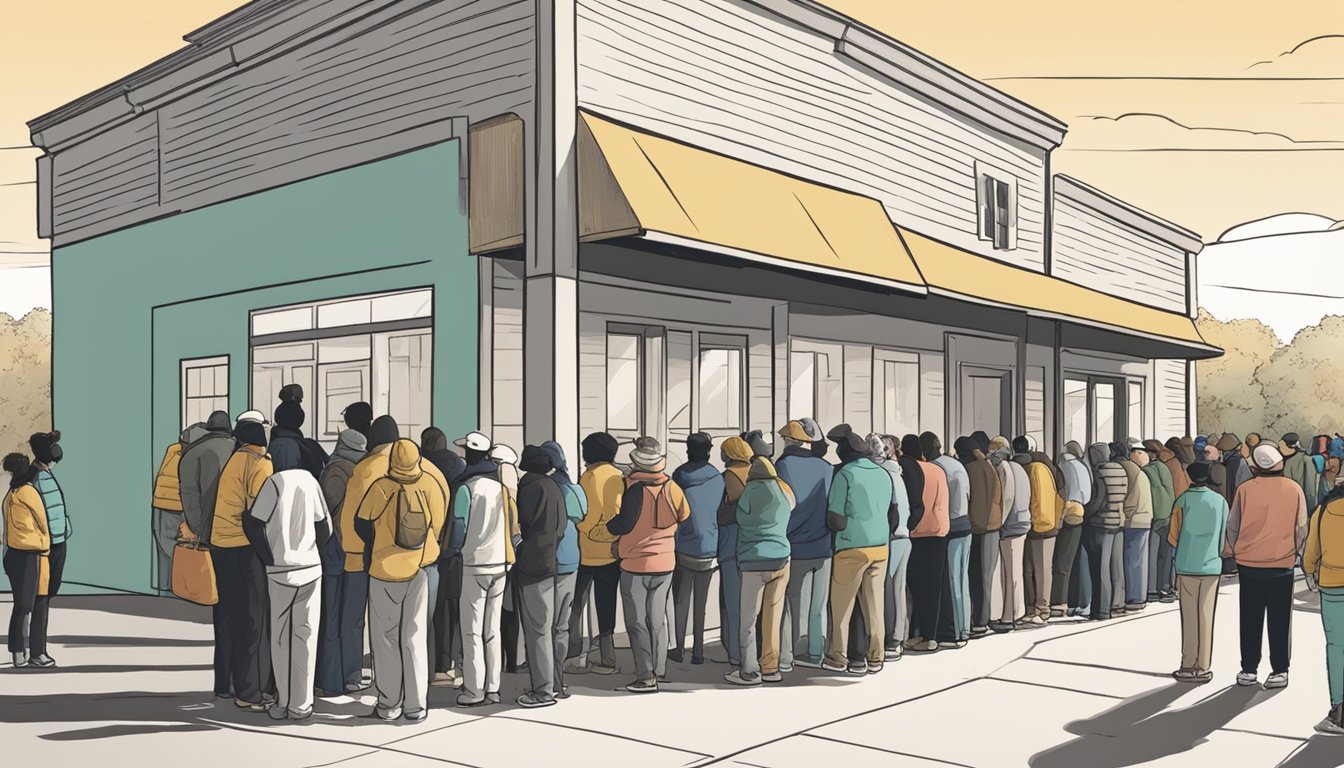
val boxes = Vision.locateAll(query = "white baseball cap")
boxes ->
[454,431,491,452]
[1253,444,1284,470]
[236,410,269,426]
[489,443,519,465]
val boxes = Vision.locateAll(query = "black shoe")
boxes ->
[692,654,705,665]
[27,654,56,669]
[666,648,684,664]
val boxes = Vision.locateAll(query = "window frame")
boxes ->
[696,336,747,436]
[974,161,1019,252]
[180,355,230,431]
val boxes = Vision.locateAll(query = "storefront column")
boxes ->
[524,0,580,462]
[772,302,789,455]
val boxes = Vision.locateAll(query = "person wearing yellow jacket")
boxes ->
[210,413,275,709]
[335,415,400,694]
[151,429,188,596]
[565,432,625,675]
[1304,484,1344,734]
[353,439,447,722]
[1013,436,1064,625]
[4,452,52,668]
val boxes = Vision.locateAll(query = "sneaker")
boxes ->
[27,654,56,669]
[268,705,288,720]
[1316,714,1344,736]
[486,692,501,705]
[884,646,903,662]
[1172,669,1201,683]
[456,693,491,708]
[866,662,884,675]
[1022,616,1047,627]
[1236,671,1259,687]
[666,648,684,664]
[1126,604,1147,614]
[793,655,823,669]
[762,671,783,683]
[431,671,459,688]
[235,699,266,711]
[625,679,659,693]
[555,686,571,700]
[970,626,991,638]
[990,621,1016,633]
[724,670,762,686]
[820,659,849,673]
[1265,672,1289,689]
[403,710,428,722]
[589,662,620,676]
[1160,592,1178,604]
[563,657,589,674]
[847,660,867,675]
[905,640,939,653]
[290,710,312,722]
[691,654,705,665]
[945,640,968,649]
[1049,607,1066,619]
[516,693,557,708]
[344,682,370,694]
[11,652,27,667]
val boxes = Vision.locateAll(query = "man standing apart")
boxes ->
[1225,444,1308,689]
[178,412,235,696]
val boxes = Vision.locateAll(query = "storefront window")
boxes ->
[698,347,743,432]
[1064,378,1088,448]
[789,351,816,422]
[606,333,642,433]
[1093,382,1116,445]
[1128,381,1144,441]
[875,357,919,436]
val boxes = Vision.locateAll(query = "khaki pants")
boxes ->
[740,563,790,678]
[1178,574,1219,673]
[826,547,887,668]
[1025,537,1056,620]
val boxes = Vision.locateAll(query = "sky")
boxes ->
[0,0,1340,316]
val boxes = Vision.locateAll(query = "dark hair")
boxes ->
[581,432,619,465]
[919,432,942,462]
[421,427,448,454]
[4,453,36,490]
[274,400,305,430]
[235,421,268,449]
[901,434,924,461]
[809,440,829,460]
[343,402,374,433]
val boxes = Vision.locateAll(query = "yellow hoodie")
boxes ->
[152,443,184,512]
[1305,495,1344,589]
[577,462,624,566]
[355,440,448,583]
[211,445,273,548]
[341,443,393,572]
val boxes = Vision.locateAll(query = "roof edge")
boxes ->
[1054,174,1204,254]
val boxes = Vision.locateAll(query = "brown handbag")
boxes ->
[172,541,219,606]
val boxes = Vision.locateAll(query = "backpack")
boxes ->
[393,484,430,550]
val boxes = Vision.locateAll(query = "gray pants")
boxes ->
[620,571,673,683]
[719,558,742,665]
[552,573,577,694]
[781,557,831,666]
[518,578,557,699]
[369,569,430,719]
[461,568,506,700]
[886,538,912,645]
[268,576,321,717]
[1123,529,1150,605]
[1083,528,1125,619]
[152,508,181,594]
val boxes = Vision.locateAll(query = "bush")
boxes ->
[0,309,52,457]
[1194,309,1276,436]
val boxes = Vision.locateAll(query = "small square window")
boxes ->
[976,166,1017,251]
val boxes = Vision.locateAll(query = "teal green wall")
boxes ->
[45,142,475,594]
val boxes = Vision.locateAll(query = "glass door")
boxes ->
[1065,374,1128,448]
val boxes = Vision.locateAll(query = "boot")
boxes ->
[1314,703,1344,735]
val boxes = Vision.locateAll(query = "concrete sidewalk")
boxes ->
[0,578,1336,767]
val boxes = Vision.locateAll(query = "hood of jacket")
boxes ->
[1087,442,1112,467]
[674,460,721,488]
[540,441,573,485]
[335,429,367,456]
[1064,441,1085,461]
[182,423,210,446]
[387,439,423,483]
[990,446,1012,466]
[1165,437,1194,465]
[1012,452,1032,467]
[721,436,754,465]
[748,456,781,481]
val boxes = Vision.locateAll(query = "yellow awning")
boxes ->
[578,111,926,295]
[896,227,1218,357]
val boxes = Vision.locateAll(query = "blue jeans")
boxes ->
[1321,587,1344,706]
[886,538,912,645]
[1123,529,1149,605]
[938,535,971,641]
[338,571,370,688]
[781,556,831,665]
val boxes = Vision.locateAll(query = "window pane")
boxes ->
[880,359,919,436]
[318,298,372,329]
[699,348,742,431]
[252,306,313,336]
[324,366,368,437]
[606,334,641,432]
[789,352,815,422]
[319,335,372,364]
[214,366,228,398]
[1064,378,1088,448]
[1128,381,1144,441]
[386,332,432,440]
[371,290,433,323]
[1093,382,1116,445]
[667,331,692,432]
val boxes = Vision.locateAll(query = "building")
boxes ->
[26,0,1217,593]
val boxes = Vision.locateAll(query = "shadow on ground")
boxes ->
[1276,735,1344,768]
[1029,683,1281,768]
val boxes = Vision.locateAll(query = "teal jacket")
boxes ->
[735,458,795,567]
[1171,486,1229,576]
[829,458,894,551]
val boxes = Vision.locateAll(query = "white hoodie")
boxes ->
[250,469,330,586]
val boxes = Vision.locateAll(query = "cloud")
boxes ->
[1066,112,1344,151]
[1245,34,1344,76]
[1217,213,1341,243]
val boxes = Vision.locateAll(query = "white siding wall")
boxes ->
[49,0,535,243]
[1052,195,1188,313]
[576,0,1048,269]
[492,260,526,451]
[1154,359,1189,438]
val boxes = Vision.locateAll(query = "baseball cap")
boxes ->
[454,431,491,452]
[236,410,269,426]
[1253,444,1284,470]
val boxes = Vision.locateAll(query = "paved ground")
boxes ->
[1,577,1341,767]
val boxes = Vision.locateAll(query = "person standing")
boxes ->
[776,421,833,669]
[566,432,624,676]
[341,402,373,440]
[422,427,466,689]
[447,431,517,707]
[606,437,691,694]
[1083,443,1128,622]
[4,453,52,668]
[244,463,332,720]
[269,401,329,479]
[211,413,275,710]
[511,446,566,708]
[1162,438,1192,502]
[958,437,1001,639]
[315,429,365,696]
[1143,441,1178,604]
[1168,462,1228,684]
[822,429,894,671]
[337,415,401,694]
[929,433,971,646]
[1015,436,1063,626]
[1121,446,1155,614]
[541,440,586,700]
[1051,441,1090,618]
[489,443,525,674]
[353,439,447,721]
[906,432,949,652]
[990,436,1029,631]
[27,432,70,646]
[1281,433,1320,517]
[1304,481,1344,734]
[151,429,189,596]
[1224,444,1307,689]
[670,433,724,665]
[725,456,796,685]
[872,434,912,660]
[717,435,755,667]
[178,411,235,696]
[896,434,929,644]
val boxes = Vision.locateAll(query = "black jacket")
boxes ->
[423,448,467,488]
[513,472,565,585]
[897,456,927,533]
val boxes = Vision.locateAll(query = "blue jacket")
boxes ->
[554,481,586,575]
[775,446,833,560]
[673,461,725,559]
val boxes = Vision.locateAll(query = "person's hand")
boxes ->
[1306,573,1320,593]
